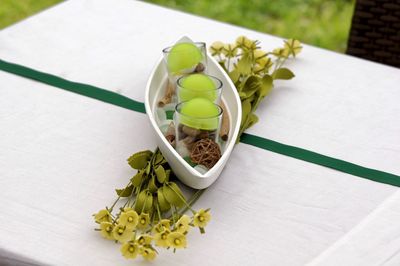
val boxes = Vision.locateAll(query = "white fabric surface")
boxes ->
[308,190,400,266]
[1,1,400,265]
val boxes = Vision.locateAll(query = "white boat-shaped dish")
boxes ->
[144,41,242,189]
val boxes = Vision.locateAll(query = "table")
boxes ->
[1,0,399,265]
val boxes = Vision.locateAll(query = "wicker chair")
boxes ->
[347,0,400,68]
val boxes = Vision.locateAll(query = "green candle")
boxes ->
[179,74,217,102]
[179,98,221,130]
[167,43,203,74]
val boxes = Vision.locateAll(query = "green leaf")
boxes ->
[238,91,246,98]
[145,161,151,175]
[127,150,153,169]
[157,187,171,212]
[135,190,153,213]
[229,69,240,83]
[240,98,252,128]
[165,169,171,183]
[154,152,166,166]
[148,175,158,193]
[272,68,295,80]
[169,182,186,207]
[165,110,174,120]
[162,185,178,206]
[183,156,196,167]
[115,184,134,197]
[260,75,273,97]
[144,193,153,212]
[235,53,252,76]
[244,113,259,130]
[135,190,147,213]
[252,74,274,110]
[131,170,144,188]
[155,165,166,184]
[240,75,261,99]
[163,182,185,207]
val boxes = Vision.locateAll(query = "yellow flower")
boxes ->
[284,39,302,57]
[175,215,190,234]
[120,241,139,259]
[151,219,171,235]
[93,209,111,223]
[137,234,152,246]
[258,56,273,70]
[160,219,171,229]
[167,232,187,249]
[140,246,157,261]
[151,223,164,235]
[193,209,211,228]
[136,213,150,230]
[119,210,139,229]
[99,222,114,240]
[236,35,251,47]
[272,47,289,58]
[253,49,267,60]
[112,224,134,243]
[209,41,224,56]
[222,43,238,58]
[154,229,170,248]
[236,35,257,50]
[253,63,265,73]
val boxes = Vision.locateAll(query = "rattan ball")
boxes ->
[190,138,221,169]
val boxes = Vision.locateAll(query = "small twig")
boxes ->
[169,189,205,218]
[158,80,175,107]
[219,100,230,141]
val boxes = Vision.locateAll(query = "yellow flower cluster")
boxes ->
[93,207,211,261]
[209,35,302,75]
[210,36,258,58]
[93,208,155,260]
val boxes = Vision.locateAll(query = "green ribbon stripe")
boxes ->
[1,58,399,187]
[0,59,145,114]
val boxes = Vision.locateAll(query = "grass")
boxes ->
[0,0,354,52]
[0,0,62,29]
[145,0,355,52]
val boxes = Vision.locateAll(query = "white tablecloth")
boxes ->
[0,1,399,265]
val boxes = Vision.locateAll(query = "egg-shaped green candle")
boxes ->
[179,98,221,130]
[167,43,203,74]
[179,74,218,102]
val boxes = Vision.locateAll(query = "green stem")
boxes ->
[122,199,129,209]
[156,203,162,221]
[109,181,132,211]
[171,206,177,227]
[273,58,281,73]
[169,189,205,218]
[167,183,195,212]
[184,189,205,214]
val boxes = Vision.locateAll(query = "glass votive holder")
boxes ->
[176,74,223,103]
[162,42,207,83]
[173,98,223,168]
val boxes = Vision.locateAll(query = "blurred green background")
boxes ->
[0,0,355,52]
[0,0,62,28]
